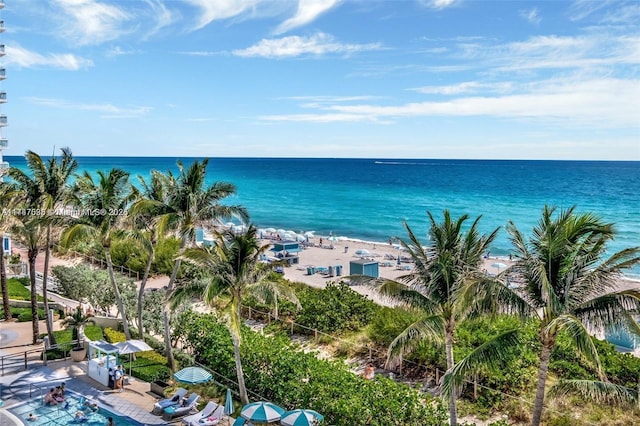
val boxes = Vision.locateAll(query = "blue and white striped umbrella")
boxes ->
[224,388,234,415]
[240,401,284,424]
[173,366,212,384]
[280,409,324,426]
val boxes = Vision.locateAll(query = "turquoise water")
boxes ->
[5,156,640,275]
[7,392,141,426]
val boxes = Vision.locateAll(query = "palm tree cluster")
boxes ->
[376,207,640,426]
[2,149,638,426]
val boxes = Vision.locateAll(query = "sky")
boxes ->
[0,0,638,160]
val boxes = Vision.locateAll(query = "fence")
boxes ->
[0,347,44,376]
[237,304,635,425]
[53,245,140,281]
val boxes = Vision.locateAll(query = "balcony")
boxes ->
[0,115,7,126]
[0,92,6,103]
[0,45,4,57]
[0,1,4,10]
[0,68,5,80]
[0,138,7,148]
[0,21,4,33]
[0,162,9,172]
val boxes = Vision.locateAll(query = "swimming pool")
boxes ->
[8,391,143,426]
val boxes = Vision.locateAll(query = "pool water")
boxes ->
[8,392,142,426]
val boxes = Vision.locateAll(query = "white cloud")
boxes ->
[411,82,514,95]
[141,0,176,40]
[183,0,261,31]
[520,7,541,25]
[6,45,93,70]
[261,78,640,128]
[25,97,151,118]
[274,0,342,35]
[233,32,382,58]
[53,0,133,46]
[419,0,458,10]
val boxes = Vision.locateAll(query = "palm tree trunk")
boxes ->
[163,257,181,372]
[28,249,39,344]
[531,341,554,426]
[137,248,154,340]
[42,225,56,345]
[444,326,458,426]
[104,250,131,339]
[0,249,12,321]
[231,330,250,405]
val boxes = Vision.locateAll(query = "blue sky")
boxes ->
[1,0,638,159]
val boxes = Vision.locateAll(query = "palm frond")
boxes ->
[546,314,604,379]
[441,329,520,397]
[549,379,637,407]
[387,315,445,366]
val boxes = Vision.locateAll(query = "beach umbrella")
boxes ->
[303,231,315,237]
[280,409,324,426]
[265,227,276,233]
[233,418,251,426]
[355,249,370,256]
[225,388,234,416]
[240,401,284,424]
[173,366,212,384]
[115,339,153,376]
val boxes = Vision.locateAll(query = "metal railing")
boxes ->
[0,348,44,376]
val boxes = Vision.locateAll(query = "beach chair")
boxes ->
[163,393,201,420]
[182,402,224,426]
[152,387,188,414]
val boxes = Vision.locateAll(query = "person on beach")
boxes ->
[363,363,375,380]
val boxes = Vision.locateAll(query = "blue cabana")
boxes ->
[349,259,379,278]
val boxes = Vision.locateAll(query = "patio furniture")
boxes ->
[182,401,223,426]
[164,394,201,420]
[152,388,188,414]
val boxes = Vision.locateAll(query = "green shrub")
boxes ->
[293,282,376,335]
[6,277,34,300]
[104,327,127,343]
[182,311,448,426]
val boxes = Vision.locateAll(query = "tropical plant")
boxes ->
[0,182,19,321]
[132,160,248,371]
[447,206,640,426]
[8,148,78,345]
[370,210,499,426]
[61,168,134,339]
[177,225,275,405]
[62,305,95,349]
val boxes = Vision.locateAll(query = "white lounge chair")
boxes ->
[163,393,201,420]
[153,388,188,414]
[182,402,224,426]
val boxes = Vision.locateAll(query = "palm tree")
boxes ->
[128,172,170,339]
[62,305,95,349]
[0,182,19,321]
[502,206,640,426]
[177,225,274,405]
[372,210,498,426]
[10,216,44,343]
[8,148,78,344]
[61,168,134,339]
[133,160,248,372]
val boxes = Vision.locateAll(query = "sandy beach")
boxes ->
[267,236,516,302]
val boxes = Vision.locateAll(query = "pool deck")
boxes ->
[0,358,171,425]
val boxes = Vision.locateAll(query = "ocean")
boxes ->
[5,156,640,276]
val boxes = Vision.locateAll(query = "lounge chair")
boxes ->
[182,402,224,426]
[152,388,188,414]
[163,393,200,420]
